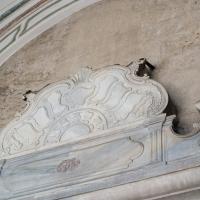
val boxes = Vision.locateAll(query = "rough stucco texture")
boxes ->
[0,0,200,132]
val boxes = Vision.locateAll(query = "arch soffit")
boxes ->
[0,0,103,66]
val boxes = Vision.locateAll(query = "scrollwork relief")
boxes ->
[0,59,168,158]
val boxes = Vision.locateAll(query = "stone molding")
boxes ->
[64,166,200,200]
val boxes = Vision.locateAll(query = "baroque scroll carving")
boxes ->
[0,60,168,158]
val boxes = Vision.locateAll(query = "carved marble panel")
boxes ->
[0,116,164,199]
[0,61,168,158]
[1,113,200,200]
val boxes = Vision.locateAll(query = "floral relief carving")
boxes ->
[57,158,80,173]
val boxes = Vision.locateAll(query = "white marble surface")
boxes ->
[65,167,200,200]
[0,62,168,159]
[0,63,199,200]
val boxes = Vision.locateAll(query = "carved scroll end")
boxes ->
[127,58,156,80]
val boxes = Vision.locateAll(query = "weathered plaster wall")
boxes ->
[0,0,200,132]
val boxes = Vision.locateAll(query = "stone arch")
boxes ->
[0,0,103,66]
